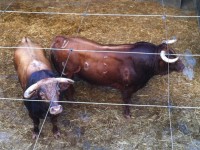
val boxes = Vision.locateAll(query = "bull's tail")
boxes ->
[22,37,31,43]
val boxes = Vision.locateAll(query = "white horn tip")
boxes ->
[64,78,74,84]
[23,92,28,98]
[68,79,75,83]
[56,78,74,84]
[162,39,177,44]
[23,90,33,98]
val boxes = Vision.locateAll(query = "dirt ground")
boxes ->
[0,0,200,150]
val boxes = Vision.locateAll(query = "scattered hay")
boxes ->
[0,0,200,149]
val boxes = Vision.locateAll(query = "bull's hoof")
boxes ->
[123,109,131,119]
[54,131,61,139]
[32,132,39,140]
[124,114,131,119]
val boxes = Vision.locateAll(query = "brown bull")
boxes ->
[14,37,74,139]
[50,36,184,118]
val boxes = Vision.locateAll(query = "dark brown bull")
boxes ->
[50,36,184,118]
[14,37,74,139]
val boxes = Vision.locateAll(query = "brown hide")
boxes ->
[14,37,52,90]
[14,37,73,138]
[51,36,135,89]
[50,36,184,117]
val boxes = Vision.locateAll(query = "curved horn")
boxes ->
[160,50,179,63]
[23,78,74,98]
[24,83,39,98]
[55,78,74,84]
[162,39,177,44]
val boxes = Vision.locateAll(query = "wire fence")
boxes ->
[1,97,200,110]
[0,0,200,150]
[0,10,200,18]
[0,44,200,57]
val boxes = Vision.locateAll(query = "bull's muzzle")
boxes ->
[50,105,63,115]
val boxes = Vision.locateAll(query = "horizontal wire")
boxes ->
[0,0,15,17]
[0,97,200,110]
[0,2,197,149]
[0,46,199,57]
[0,10,199,18]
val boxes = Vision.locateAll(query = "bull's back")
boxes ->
[50,36,137,82]
[14,38,52,90]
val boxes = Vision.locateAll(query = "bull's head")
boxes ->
[157,42,185,75]
[23,78,74,115]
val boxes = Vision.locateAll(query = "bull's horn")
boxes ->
[162,39,177,44]
[160,50,179,63]
[55,78,74,84]
[23,78,74,98]
[24,83,39,98]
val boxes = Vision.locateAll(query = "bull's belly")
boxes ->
[76,70,152,92]
[78,74,112,85]
[76,72,125,90]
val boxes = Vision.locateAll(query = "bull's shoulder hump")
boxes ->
[134,42,157,48]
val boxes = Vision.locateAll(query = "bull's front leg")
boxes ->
[66,85,75,101]
[50,115,60,139]
[29,113,40,139]
[121,90,133,118]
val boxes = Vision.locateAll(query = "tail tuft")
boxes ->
[22,37,31,43]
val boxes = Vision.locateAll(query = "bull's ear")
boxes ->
[59,82,71,91]
[158,43,167,52]
[39,91,46,100]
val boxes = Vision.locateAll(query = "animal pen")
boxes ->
[0,0,200,149]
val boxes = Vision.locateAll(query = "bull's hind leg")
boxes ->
[50,115,60,139]
[121,90,132,118]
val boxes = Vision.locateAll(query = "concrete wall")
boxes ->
[194,0,200,28]
[154,0,200,28]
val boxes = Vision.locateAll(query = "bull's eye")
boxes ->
[39,91,46,100]
[56,86,60,91]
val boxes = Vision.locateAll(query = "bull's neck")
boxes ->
[152,48,162,75]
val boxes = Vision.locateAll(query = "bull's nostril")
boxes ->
[50,108,54,113]
[50,105,63,114]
